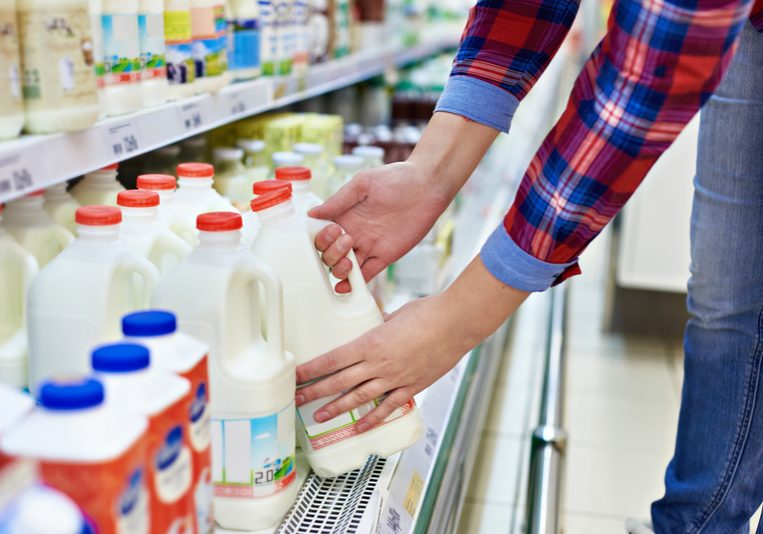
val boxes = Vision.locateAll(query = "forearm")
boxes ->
[408,112,499,201]
[438,256,529,351]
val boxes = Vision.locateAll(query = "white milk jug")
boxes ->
[70,164,126,207]
[3,192,73,268]
[121,310,213,532]
[43,184,81,234]
[241,180,292,249]
[153,211,298,530]
[136,173,177,226]
[92,342,194,534]
[27,206,160,394]
[1,378,150,534]
[117,190,191,275]
[250,189,423,477]
[171,162,237,246]
[0,208,38,389]
[275,166,322,213]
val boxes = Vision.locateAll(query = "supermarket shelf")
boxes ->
[0,31,459,205]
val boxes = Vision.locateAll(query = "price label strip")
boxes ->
[106,121,142,158]
[178,102,206,133]
[0,151,35,198]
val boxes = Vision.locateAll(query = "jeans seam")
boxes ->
[690,305,763,533]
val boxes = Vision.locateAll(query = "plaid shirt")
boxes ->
[436,0,760,291]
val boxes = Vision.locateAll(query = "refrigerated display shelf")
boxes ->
[0,30,459,205]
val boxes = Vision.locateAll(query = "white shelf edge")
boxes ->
[0,32,458,205]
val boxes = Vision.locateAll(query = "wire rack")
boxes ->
[277,456,387,533]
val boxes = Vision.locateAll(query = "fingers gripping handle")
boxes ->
[307,217,367,303]
[244,257,285,357]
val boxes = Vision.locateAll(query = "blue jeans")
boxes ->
[651,22,763,534]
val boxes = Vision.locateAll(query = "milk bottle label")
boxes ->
[148,399,194,533]
[183,356,213,533]
[138,14,168,81]
[39,437,149,534]
[211,403,296,498]
[229,18,260,72]
[258,0,275,75]
[297,397,415,451]
[19,8,98,109]
[190,5,227,78]
[164,10,195,86]
[101,14,142,86]
[0,9,22,115]
[117,468,150,534]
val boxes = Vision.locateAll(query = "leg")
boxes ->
[651,21,763,534]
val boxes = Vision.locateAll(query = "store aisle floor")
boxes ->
[457,231,686,533]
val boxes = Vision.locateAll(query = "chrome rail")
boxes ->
[525,284,569,533]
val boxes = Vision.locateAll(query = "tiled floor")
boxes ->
[457,231,689,533]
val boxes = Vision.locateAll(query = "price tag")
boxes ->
[0,152,34,197]
[178,102,205,132]
[107,121,141,158]
[228,91,248,116]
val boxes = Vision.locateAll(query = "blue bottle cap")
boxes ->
[39,378,104,411]
[91,343,150,373]
[122,310,177,337]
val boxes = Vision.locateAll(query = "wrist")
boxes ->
[407,112,499,201]
[440,256,530,347]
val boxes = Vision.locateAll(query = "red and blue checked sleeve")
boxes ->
[477,0,755,292]
[435,0,581,132]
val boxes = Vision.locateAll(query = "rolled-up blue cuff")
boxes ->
[434,76,519,133]
[480,225,577,292]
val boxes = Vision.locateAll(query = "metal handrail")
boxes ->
[525,284,569,533]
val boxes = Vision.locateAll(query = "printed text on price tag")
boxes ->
[0,152,34,197]
[179,102,205,132]
[107,122,141,158]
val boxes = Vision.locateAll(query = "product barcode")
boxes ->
[180,104,204,131]
[183,112,202,130]
[386,507,402,534]
[230,99,246,115]
[112,135,139,157]
[12,168,32,191]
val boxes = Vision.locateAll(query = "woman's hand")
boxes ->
[310,161,451,292]
[295,257,529,432]
[310,112,500,292]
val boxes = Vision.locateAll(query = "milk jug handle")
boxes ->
[116,253,160,305]
[52,224,74,249]
[307,217,367,305]
[20,254,38,322]
[157,232,193,259]
[241,258,285,357]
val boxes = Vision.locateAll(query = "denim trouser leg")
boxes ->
[651,22,763,534]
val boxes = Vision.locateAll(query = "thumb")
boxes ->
[308,176,367,220]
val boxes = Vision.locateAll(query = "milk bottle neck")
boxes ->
[178,177,214,192]
[44,184,71,202]
[256,200,296,226]
[155,189,174,207]
[289,180,310,196]
[197,230,242,250]
[121,206,160,229]
[75,224,121,246]
[81,171,119,188]
[6,196,45,216]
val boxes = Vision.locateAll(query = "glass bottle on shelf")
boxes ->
[212,146,250,208]
[237,139,269,183]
